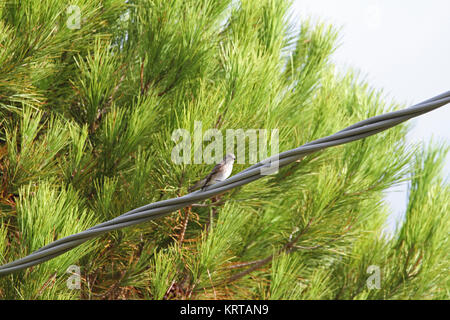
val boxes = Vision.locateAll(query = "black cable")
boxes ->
[0,90,449,276]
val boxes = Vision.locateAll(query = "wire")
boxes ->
[0,90,449,276]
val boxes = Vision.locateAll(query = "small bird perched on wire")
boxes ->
[188,153,236,192]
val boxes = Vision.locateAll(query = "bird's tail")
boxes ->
[188,178,207,192]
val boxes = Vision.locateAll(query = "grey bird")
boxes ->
[188,153,236,192]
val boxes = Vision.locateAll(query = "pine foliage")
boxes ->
[0,0,448,299]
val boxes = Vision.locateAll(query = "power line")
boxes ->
[0,90,449,276]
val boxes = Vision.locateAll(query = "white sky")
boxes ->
[291,0,450,233]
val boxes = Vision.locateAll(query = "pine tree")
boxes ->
[0,0,448,300]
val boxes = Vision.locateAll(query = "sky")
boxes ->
[290,0,450,233]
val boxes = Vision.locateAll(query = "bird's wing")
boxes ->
[188,178,207,192]
[203,161,225,186]
[188,161,225,192]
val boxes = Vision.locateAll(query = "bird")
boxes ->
[188,153,236,192]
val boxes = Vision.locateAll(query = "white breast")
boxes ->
[220,162,234,180]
